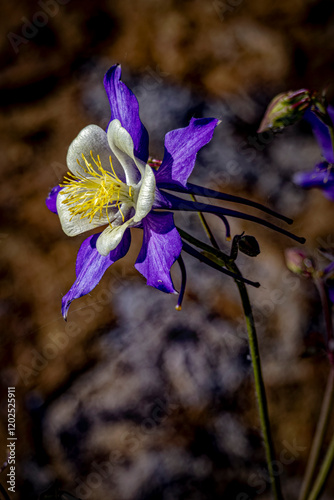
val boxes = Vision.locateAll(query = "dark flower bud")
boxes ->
[237,235,260,257]
[231,233,260,259]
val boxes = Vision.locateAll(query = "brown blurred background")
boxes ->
[1,0,334,499]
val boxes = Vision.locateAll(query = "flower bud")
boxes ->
[237,235,260,257]
[285,248,315,278]
[258,89,313,133]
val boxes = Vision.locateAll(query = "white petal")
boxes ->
[96,218,134,256]
[110,202,135,228]
[66,124,125,181]
[107,119,146,185]
[133,165,156,222]
[57,189,117,237]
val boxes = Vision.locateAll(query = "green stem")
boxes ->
[177,227,224,259]
[189,193,220,249]
[314,278,334,348]
[179,227,283,500]
[227,260,284,500]
[307,416,334,500]
[299,368,334,500]
[298,276,334,500]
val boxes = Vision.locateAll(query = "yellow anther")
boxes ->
[60,152,134,226]
[109,156,121,183]
[118,205,125,222]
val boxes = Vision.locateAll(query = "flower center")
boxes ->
[60,151,133,224]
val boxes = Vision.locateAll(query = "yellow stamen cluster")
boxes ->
[60,151,133,225]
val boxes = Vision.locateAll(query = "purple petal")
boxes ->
[304,108,334,163]
[62,230,131,319]
[293,162,334,200]
[323,188,334,202]
[155,117,219,188]
[46,185,63,214]
[324,261,334,276]
[104,64,149,163]
[328,105,334,127]
[135,212,182,293]
[152,187,171,209]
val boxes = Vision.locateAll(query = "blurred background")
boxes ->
[1,0,334,498]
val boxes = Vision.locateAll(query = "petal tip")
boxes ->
[61,298,70,321]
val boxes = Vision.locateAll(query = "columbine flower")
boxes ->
[293,106,334,200]
[47,64,304,319]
